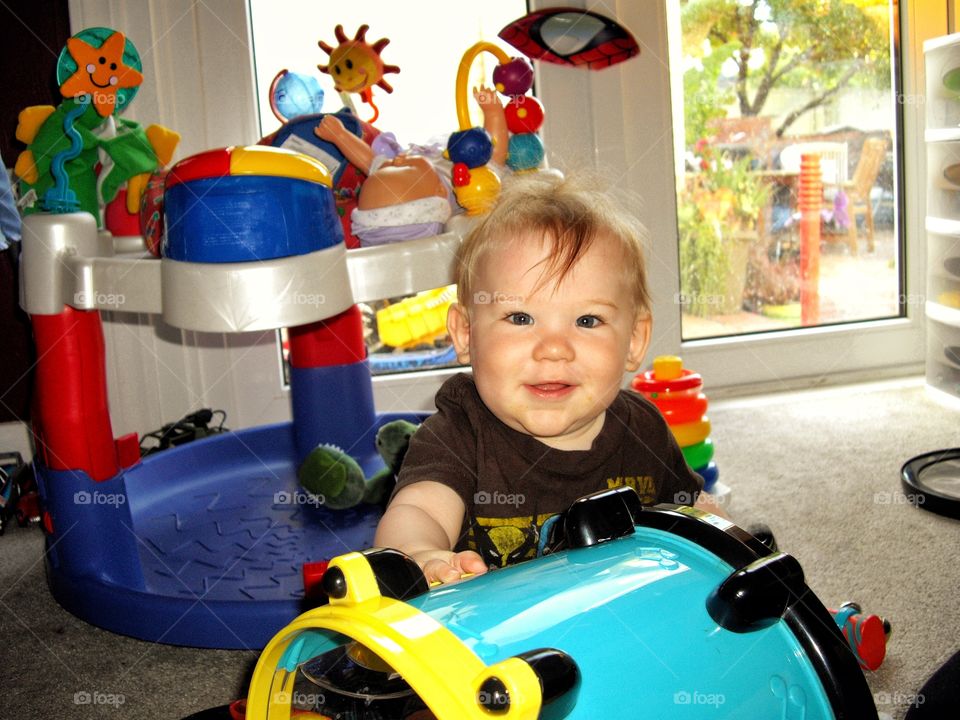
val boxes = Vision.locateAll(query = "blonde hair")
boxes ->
[453,173,651,316]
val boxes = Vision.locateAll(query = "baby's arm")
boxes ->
[374,480,488,584]
[693,491,730,519]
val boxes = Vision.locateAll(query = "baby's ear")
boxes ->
[625,313,651,372]
[447,302,472,365]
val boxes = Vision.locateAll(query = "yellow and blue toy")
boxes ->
[238,488,878,719]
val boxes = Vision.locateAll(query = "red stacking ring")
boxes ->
[631,368,703,394]
[649,392,708,425]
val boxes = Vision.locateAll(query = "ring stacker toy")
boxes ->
[632,355,724,499]
[21,144,463,648]
[234,488,878,719]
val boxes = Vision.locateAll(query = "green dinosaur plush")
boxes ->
[297,443,366,510]
[297,419,419,511]
[364,419,419,507]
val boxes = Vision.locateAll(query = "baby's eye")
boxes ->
[505,312,534,326]
[576,315,603,328]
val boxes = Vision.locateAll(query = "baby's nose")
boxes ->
[532,330,574,361]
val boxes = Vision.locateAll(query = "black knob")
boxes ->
[321,566,347,599]
[544,486,641,554]
[478,677,510,713]
[365,548,429,600]
[706,552,806,633]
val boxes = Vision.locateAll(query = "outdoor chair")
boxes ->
[843,137,889,253]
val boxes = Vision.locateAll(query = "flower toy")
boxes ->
[14,27,179,223]
[632,355,718,491]
[317,24,400,124]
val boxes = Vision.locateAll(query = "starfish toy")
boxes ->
[59,31,143,117]
[15,27,178,222]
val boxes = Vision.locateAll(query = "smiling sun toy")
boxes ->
[317,24,400,123]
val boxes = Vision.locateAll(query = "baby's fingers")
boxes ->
[422,558,464,585]
[452,550,488,577]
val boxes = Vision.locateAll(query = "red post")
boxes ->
[31,308,120,481]
[287,304,366,368]
[799,153,822,326]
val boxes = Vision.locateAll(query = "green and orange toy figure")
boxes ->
[14,27,179,225]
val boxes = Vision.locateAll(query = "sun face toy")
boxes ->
[58,28,143,117]
[318,24,399,123]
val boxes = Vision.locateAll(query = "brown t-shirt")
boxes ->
[394,373,703,568]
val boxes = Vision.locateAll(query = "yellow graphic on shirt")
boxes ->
[467,513,554,567]
[606,475,656,503]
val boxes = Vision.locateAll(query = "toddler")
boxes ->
[375,174,722,584]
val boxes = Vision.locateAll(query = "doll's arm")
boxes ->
[375,480,488,584]
[474,85,507,166]
[315,114,376,174]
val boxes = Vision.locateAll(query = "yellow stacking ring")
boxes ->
[670,416,711,448]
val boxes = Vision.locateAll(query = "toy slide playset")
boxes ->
[14,12,884,719]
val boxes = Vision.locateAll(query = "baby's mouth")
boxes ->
[526,382,575,399]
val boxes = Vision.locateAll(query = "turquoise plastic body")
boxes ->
[405,528,835,718]
[280,523,856,718]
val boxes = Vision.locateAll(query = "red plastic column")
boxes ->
[287,304,366,368]
[799,153,822,326]
[31,307,120,481]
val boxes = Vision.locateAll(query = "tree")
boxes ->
[681,0,890,137]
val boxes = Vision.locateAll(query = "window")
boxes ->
[524,1,926,389]
[249,0,527,379]
[672,0,904,341]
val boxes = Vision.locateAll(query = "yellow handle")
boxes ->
[456,42,511,130]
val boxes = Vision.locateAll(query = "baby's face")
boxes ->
[449,232,649,451]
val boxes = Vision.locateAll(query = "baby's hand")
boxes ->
[413,549,488,585]
[315,115,346,142]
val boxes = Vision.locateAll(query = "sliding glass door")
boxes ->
[674,0,903,341]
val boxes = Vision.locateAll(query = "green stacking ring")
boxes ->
[681,438,714,470]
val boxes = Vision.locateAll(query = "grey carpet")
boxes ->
[711,378,960,720]
[1,377,957,719]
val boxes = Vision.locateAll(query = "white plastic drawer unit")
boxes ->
[926,313,960,397]
[926,230,960,307]
[925,36,960,137]
[926,142,960,220]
